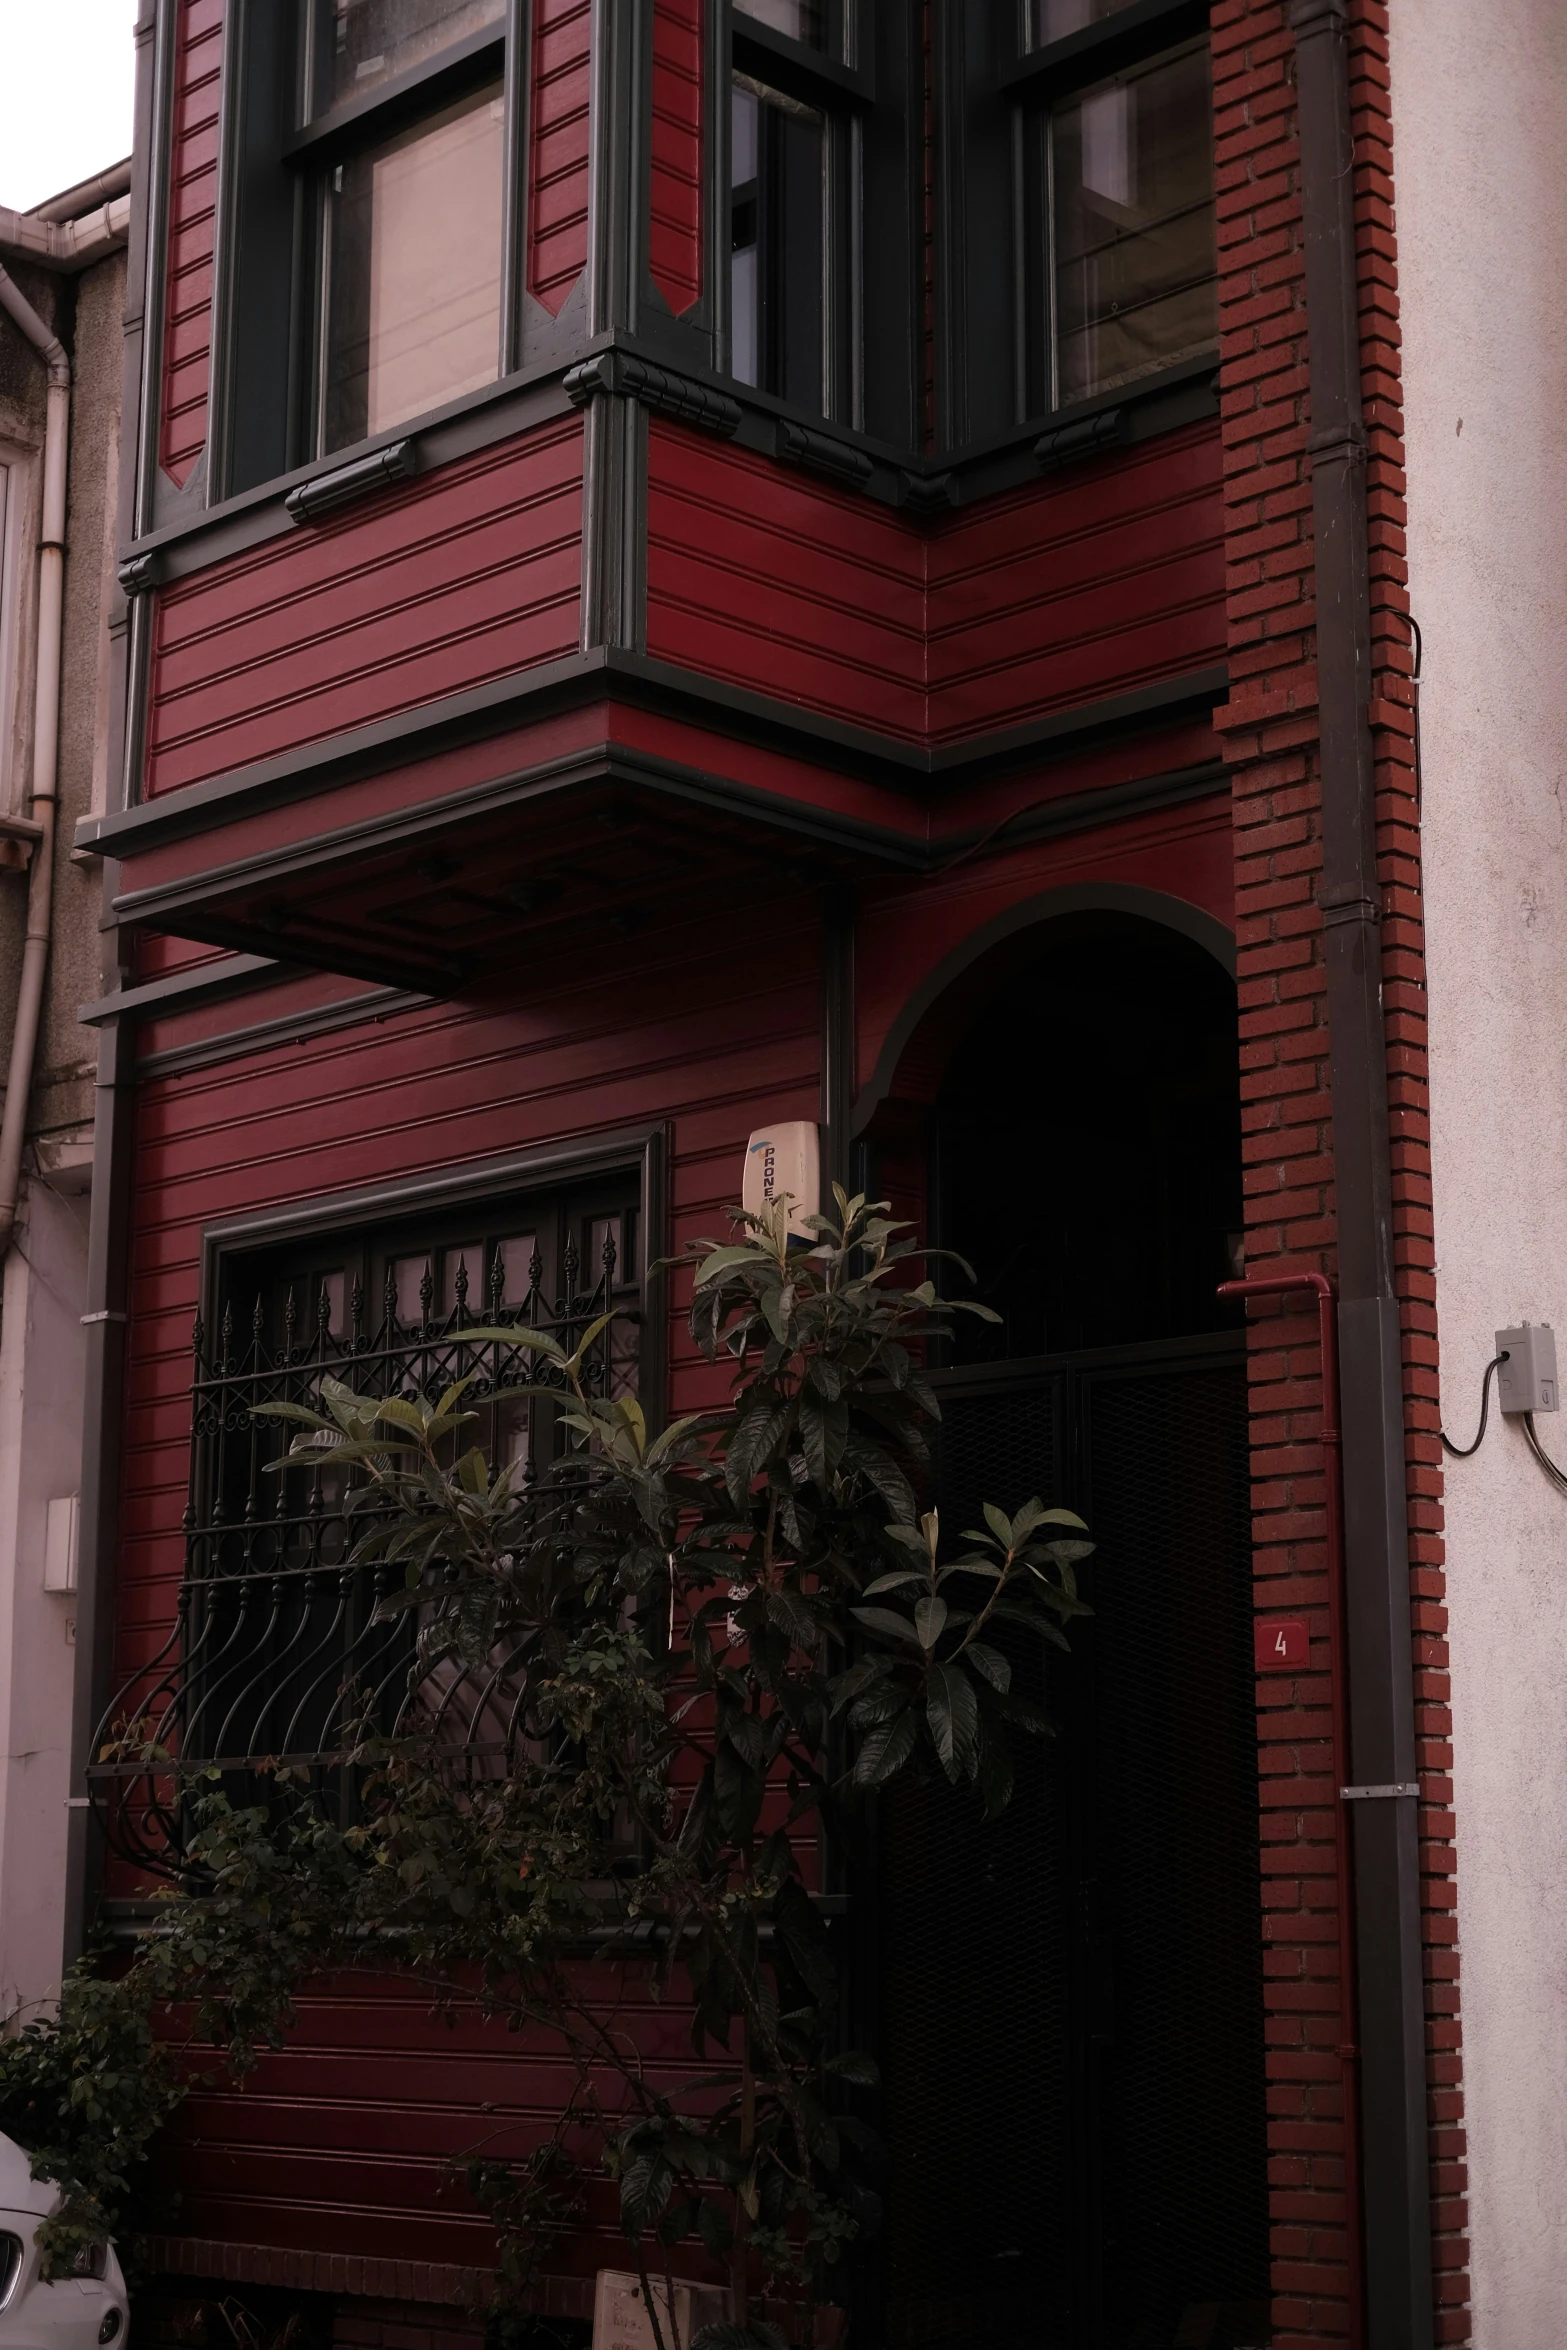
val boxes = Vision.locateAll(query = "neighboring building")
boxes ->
[63,1,1567,2346]
[0,164,130,2026]
[1390,7,1567,2342]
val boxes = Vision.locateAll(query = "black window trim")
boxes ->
[722,0,872,430]
[209,0,529,501]
[1004,0,1218,428]
[281,19,506,164]
[1002,0,1209,96]
[198,1125,670,1431]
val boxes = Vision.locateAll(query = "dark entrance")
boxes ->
[863,916,1270,2350]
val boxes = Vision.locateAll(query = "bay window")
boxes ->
[221,0,514,495]
[304,0,505,111]
[319,78,506,451]
[1019,4,1217,417]
[295,0,510,462]
[1045,37,1217,405]
[727,0,861,425]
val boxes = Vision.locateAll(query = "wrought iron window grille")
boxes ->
[89,1224,636,1878]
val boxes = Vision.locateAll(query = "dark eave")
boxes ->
[78,649,1228,867]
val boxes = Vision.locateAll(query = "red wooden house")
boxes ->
[69,3,1457,2346]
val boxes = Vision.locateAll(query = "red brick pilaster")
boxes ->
[1212,2,1468,2341]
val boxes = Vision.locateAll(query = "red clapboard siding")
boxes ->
[924,423,1227,743]
[160,0,224,487]
[645,418,1225,748]
[649,0,703,316]
[109,891,821,1832]
[645,426,928,741]
[156,1972,712,2281]
[143,419,585,794]
[527,0,592,316]
[112,801,1238,2259]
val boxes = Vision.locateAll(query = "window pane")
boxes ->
[315,0,505,113]
[733,0,826,49]
[493,1233,540,1308]
[391,1253,435,1324]
[324,81,504,450]
[1050,41,1216,405]
[1031,0,1126,44]
[729,72,824,415]
[439,1242,483,1317]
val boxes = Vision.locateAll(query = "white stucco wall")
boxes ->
[1389,2,1567,2338]
[0,1177,88,2023]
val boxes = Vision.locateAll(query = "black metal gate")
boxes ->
[868,1333,1270,2350]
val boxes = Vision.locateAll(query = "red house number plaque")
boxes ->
[1254,1618,1309,1673]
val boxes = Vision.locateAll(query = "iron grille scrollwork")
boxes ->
[89,1222,636,1878]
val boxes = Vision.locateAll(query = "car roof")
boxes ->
[0,2135,59,2220]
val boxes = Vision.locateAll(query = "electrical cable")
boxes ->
[1522,1412,1567,1495]
[1441,1351,1507,1458]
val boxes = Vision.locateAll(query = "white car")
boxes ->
[0,2137,127,2350]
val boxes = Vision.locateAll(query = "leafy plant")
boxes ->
[0,1193,1092,2349]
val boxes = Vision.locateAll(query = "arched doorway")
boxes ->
[858,910,1270,2350]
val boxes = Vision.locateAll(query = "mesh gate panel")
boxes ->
[871,1351,1269,2350]
[1082,1361,1269,2344]
[877,1382,1073,2349]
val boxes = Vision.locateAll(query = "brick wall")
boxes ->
[1212,1,1467,2342]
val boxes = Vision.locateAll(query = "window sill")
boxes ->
[125,357,579,585]
[707,347,1219,512]
[120,342,1218,591]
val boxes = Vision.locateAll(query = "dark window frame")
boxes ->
[212,0,528,498]
[723,0,874,429]
[194,1127,667,1410]
[1007,0,1217,424]
[85,1131,668,1880]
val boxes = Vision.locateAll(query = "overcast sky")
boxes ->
[0,0,138,215]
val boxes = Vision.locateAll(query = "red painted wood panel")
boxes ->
[160,0,224,487]
[143,419,584,795]
[645,418,1225,750]
[157,1975,709,2277]
[111,887,821,1786]
[115,793,1236,2269]
[855,795,1235,1111]
[924,424,1226,743]
[527,0,592,316]
[645,426,928,741]
[649,0,703,317]
[134,935,235,980]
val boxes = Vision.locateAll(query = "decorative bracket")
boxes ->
[1034,408,1126,473]
[284,437,417,524]
[116,550,159,597]
[565,351,742,437]
[0,812,43,873]
[776,418,874,489]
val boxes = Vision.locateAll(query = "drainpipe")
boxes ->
[1288,5,1433,2346]
[0,265,70,1255]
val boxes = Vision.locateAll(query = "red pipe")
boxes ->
[1219,1271,1364,2350]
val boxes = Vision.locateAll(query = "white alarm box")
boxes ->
[742,1120,820,1241]
[1496,1323,1559,1413]
[44,1495,79,1593]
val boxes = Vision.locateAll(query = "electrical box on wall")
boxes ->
[1496,1324,1559,1414]
[43,1494,79,1593]
[743,1122,820,1242]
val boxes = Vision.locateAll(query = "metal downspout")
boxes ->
[1288,4,1433,2344]
[0,267,70,1256]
